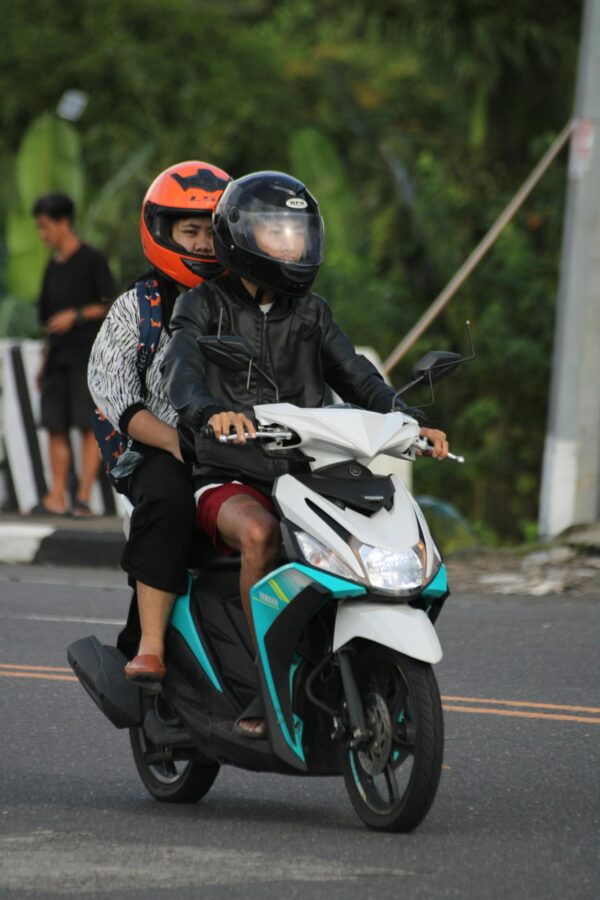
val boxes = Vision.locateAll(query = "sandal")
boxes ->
[233,694,266,740]
[71,499,93,517]
[27,501,66,517]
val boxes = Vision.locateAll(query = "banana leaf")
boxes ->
[16,112,84,211]
[5,207,49,302]
[289,127,361,267]
[82,142,155,249]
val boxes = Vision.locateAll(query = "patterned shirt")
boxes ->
[87,287,176,433]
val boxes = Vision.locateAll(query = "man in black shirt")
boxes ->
[32,192,116,515]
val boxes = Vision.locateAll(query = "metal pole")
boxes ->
[382,120,575,374]
[539,0,600,538]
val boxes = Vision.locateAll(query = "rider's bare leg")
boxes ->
[136,581,177,660]
[216,493,280,735]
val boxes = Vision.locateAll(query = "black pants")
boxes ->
[121,450,196,595]
[117,450,196,659]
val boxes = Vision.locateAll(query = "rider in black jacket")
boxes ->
[162,271,427,478]
[162,171,448,737]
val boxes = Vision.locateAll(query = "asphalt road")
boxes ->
[0,563,598,899]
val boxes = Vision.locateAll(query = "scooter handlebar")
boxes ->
[198,424,294,444]
[412,435,465,464]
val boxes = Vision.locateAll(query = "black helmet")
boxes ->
[213,171,324,297]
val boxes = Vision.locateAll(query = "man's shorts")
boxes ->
[195,482,275,555]
[40,366,95,432]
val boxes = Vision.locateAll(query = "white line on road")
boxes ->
[0,564,128,589]
[1,614,124,626]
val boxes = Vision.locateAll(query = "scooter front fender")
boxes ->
[333,600,443,664]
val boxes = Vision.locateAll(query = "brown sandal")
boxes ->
[124,654,166,683]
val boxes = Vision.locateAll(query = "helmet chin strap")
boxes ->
[255,287,265,305]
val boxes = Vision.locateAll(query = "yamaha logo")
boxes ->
[286,198,308,209]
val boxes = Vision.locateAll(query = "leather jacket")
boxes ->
[161,275,423,481]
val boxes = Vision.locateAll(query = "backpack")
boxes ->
[90,278,163,479]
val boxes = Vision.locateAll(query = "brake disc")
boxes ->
[358,692,392,776]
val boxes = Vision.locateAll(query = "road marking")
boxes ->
[0,663,77,682]
[0,663,72,672]
[442,704,600,725]
[0,672,77,682]
[1,614,124,625]
[1,666,598,726]
[441,695,600,715]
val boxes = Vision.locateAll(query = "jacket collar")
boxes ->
[225,275,295,319]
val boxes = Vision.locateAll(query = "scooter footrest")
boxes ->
[67,635,143,728]
[143,708,193,747]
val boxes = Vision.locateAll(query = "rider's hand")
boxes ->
[208,411,257,445]
[418,427,449,460]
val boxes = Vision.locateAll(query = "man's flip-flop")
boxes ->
[233,694,266,740]
[27,502,66,517]
[71,500,93,517]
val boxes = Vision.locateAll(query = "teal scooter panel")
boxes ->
[170,577,223,693]
[422,563,448,600]
[251,564,366,763]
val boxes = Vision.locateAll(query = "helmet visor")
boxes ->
[228,209,324,267]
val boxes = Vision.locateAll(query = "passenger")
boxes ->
[162,171,448,735]
[87,161,231,683]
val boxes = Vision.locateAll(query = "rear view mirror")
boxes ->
[391,323,475,411]
[196,335,255,372]
[411,351,463,385]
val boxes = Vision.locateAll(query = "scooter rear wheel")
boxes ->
[341,646,443,832]
[129,727,220,803]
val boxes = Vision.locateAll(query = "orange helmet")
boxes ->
[140,161,232,288]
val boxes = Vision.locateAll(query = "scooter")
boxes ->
[68,344,466,832]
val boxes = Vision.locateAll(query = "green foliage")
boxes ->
[16,112,84,211]
[290,128,361,265]
[0,295,40,338]
[1,112,155,329]
[0,0,583,539]
[289,128,400,349]
[6,113,83,303]
[4,208,49,307]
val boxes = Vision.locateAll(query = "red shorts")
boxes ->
[196,483,275,555]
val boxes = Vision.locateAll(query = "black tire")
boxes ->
[129,727,220,803]
[341,646,443,832]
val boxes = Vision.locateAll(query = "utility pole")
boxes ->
[538,0,600,538]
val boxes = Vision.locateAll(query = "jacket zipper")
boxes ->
[258,310,268,404]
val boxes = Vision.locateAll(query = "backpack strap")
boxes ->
[135,277,163,393]
[90,278,163,477]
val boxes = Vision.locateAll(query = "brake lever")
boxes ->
[414,436,465,464]
[217,429,294,444]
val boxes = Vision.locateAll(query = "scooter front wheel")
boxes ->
[341,646,443,832]
[129,727,220,803]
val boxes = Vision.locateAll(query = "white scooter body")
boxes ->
[255,403,445,665]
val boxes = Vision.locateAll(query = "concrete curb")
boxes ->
[0,519,125,567]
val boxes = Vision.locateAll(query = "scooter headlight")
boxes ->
[295,531,357,581]
[351,539,426,595]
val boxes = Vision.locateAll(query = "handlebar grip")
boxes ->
[199,424,215,439]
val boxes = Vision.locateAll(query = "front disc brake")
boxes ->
[358,692,392,775]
